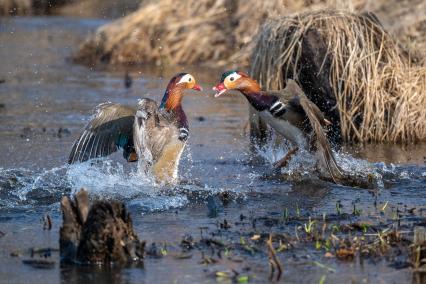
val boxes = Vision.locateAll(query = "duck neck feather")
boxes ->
[239,77,261,94]
[160,85,188,129]
[160,84,184,112]
[238,78,276,111]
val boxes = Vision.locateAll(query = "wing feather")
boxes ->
[68,103,136,164]
[292,83,344,182]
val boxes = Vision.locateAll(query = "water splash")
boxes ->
[0,158,192,212]
[0,166,70,208]
[66,158,192,212]
[255,139,316,178]
[254,137,403,188]
[1,147,420,211]
[67,158,155,198]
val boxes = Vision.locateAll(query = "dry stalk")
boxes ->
[251,10,426,142]
[267,234,283,282]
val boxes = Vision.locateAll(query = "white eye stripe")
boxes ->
[227,73,241,82]
[177,74,194,84]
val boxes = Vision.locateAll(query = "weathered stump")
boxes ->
[60,189,145,264]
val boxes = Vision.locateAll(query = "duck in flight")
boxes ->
[68,73,202,184]
[213,70,343,183]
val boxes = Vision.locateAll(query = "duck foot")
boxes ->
[273,147,299,169]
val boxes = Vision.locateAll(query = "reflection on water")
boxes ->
[0,16,426,284]
[344,143,426,165]
[61,263,145,284]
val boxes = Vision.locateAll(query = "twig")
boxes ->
[267,234,283,282]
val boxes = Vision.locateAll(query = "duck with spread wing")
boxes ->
[68,73,202,184]
[213,71,343,183]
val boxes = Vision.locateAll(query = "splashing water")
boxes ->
[0,166,71,208]
[0,155,194,212]
[1,143,416,211]
[66,158,193,212]
[68,159,153,198]
[0,135,419,212]
[253,135,404,188]
[255,137,317,177]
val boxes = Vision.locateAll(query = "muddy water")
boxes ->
[0,16,426,284]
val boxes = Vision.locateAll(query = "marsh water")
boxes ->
[1,16,426,284]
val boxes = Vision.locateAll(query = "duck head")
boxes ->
[213,70,260,97]
[160,73,202,111]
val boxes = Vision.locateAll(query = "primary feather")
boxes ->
[68,103,135,164]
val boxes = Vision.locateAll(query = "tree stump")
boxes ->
[60,189,145,264]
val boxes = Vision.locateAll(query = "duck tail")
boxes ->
[315,133,345,183]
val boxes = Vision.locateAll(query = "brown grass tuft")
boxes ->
[251,10,426,143]
[0,0,32,15]
[73,0,327,67]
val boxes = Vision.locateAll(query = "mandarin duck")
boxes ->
[68,73,202,184]
[213,71,343,183]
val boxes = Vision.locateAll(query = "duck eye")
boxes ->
[230,77,234,81]
[188,77,192,82]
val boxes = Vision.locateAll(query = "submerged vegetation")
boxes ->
[53,188,426,282]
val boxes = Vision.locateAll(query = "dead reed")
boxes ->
[73,0,298,66]
[0,0,76,15]
[251,10,426,142]
[0,0,31,15]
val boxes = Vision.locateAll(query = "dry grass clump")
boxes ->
[72,0,393,67]
[74,0,288,66]
[0,0,74,15]
[72,0,426,67]
[251,10,426,143]
[76,0,347,66]
[364,0,426,64]
[0,0,31,15]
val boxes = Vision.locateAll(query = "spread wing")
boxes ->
[68,103,136,164]
[286,80,344,182]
